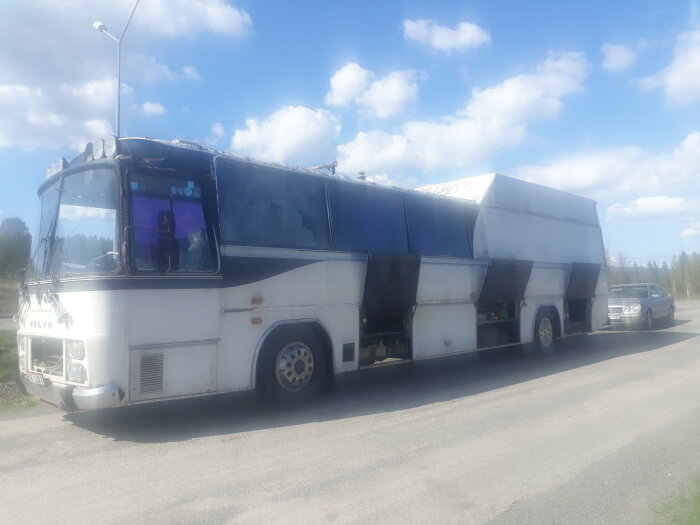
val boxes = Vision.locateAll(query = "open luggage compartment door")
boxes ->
[359,252,421,364]
[476,259,533,348]
[564,262,600,334]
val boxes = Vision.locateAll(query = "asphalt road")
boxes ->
[1,303,700,524]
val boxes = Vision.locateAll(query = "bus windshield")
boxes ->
[35,168,120,280]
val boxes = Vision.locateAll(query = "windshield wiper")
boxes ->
[40,186,73,327]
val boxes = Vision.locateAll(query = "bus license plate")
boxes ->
[26,372,45,386]
[609,315,621,320]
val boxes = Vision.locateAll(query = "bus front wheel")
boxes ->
[257,326,327,405]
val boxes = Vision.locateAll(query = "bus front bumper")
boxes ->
[19,373,124,411]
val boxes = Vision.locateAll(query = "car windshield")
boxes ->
[608,286,649,299]
[37,168,120,279]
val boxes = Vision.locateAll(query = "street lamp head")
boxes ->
[92,21,107,32]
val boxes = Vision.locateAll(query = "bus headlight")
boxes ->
[67,363,86,384]
[65,340,85,360]
[623,304,641,314]
[17,335,27,372]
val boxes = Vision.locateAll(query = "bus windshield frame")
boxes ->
[30,166,121,282]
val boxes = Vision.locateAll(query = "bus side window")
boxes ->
[405,195,472,258]
[217,160,330,250]
[132,194,170,271]
[328,182,408,252]
[130,182,215,273]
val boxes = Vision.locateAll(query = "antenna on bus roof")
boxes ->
[310,160,337,175]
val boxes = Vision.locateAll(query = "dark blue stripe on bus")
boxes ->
[26,257,319,293]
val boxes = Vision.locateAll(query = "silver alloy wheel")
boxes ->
[538,316,553,348]
[275,342,315,392]
[646,310,653,330]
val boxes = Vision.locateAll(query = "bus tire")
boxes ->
[523,309,557,357]
[257,326,327,405]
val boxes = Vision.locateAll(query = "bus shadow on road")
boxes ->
[65,326,698,443]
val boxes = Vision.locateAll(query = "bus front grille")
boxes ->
[31,337,64,378]
[140,353,164,393]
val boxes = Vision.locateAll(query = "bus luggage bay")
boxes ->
[16,137,607,410]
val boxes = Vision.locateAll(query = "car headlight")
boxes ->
[65,340,85,360]
[624,304,642,313]
[17,335,27,371]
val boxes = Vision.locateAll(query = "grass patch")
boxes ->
[0,278,18,316]
[0,329,37,409]
[657,478,700,525]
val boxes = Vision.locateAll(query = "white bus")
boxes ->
[16,137,607,410]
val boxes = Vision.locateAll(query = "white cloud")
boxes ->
[403,19,490,52]
[601,43,637,71]
[200,122,226,147]
[0,79,120,150]
[680,225,700,237]
[364,173,420,189]
[141,102,165,116]
[211,122,225,137]
[639,29,700,105]
[0,1,251,150]
[325,63,372,106]
[128,0,252,38]
[510,132,700,200]
[325,63,419,118]
[606,196,698,222]
[182,66,202,81]
[338,51,588,174]
[357,71,419,118]
[230,106,341,165]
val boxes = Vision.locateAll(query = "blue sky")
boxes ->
[1,0,699,264]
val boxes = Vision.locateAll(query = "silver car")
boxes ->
[607,283,675,330]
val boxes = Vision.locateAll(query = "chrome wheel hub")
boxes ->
[539,317,553,347]
[275,342,314,392]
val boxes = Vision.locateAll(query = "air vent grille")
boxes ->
[140,353,164,393]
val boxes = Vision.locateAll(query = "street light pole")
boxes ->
[92,0,140,138]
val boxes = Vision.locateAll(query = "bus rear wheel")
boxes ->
[257,327,327,405]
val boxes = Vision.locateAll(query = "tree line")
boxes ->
[607,252,699,298]
[0,218,31,280]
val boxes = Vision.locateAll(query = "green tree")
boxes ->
[0,218,32,279]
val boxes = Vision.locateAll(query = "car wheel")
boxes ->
[643,309,654,330]
[667,306,675,327]
[257,326,327,405]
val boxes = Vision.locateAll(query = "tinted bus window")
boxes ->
[217,160,330,250]
[406,194,471,257]
[130,173,215,273]
[328,181,408,252]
